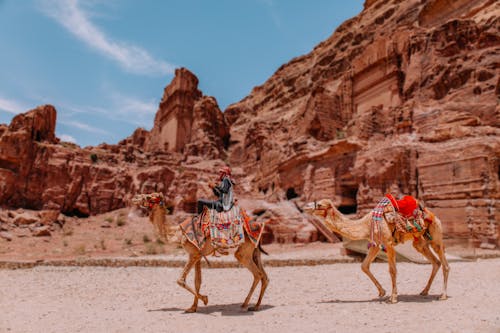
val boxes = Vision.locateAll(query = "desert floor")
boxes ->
[1,258,499,333]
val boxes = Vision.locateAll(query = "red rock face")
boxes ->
[0,1,498,246]
[226,0,500,246]
[0,69,228,219]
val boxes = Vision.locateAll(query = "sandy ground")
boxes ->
[1,259,499,333]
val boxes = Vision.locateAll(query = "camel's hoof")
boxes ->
[420,290,429,296]
[241,303,248,309]
[438,294,448,301]
[200,295,208,305]
[378,289,386,298]
[386,295,398,304]
[177,279,186,287]
[185,306,197,313]
[248,305,260,311]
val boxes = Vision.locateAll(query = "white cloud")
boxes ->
[60,134,77,143]
[110,92,157,125]
[38,0,176,76]
[59,119,109,135]
[0,96,29,114]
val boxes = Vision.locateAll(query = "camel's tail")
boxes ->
[258,243,269,256]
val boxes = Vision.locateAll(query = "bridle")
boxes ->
[313,200,331,218]
[138,195,165,210]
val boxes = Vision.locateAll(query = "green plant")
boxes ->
[145,243,157,255]
[116,217,126,227]
[143,235,151,243]
[105,217,113,223]
[90,153,98,163]
[63,227,73,236]
[74,244,86,255]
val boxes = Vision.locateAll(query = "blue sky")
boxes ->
[0,0,363,147]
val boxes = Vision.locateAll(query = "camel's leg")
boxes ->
[430,242,450,300]
[251,246,269,311]
[412,238,440,296]
[177,253,205,312]
[235,241,264,310]
[185,260,208,313]
[385,245,398,303]
[361,246,386,298]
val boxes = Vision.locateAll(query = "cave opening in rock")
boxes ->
[338,183,358,214]
[286,187,299,200]
[64,208,89,218]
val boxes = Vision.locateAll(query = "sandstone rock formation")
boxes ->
[226,0,499,246]
[1,0,498,247]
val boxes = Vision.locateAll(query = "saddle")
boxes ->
[181,205,263,253]
[371,194,431,248]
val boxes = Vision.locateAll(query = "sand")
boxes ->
[1,258,499,333]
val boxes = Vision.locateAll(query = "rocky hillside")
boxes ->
[1,0,499,247]
[226,0,499,247]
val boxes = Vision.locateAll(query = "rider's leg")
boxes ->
[197,199,217,215]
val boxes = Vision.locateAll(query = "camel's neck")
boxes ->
[149,206,165,222]
[149,206,170,241]
[325,207,371,241]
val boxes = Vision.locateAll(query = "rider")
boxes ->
[196,166,235,215]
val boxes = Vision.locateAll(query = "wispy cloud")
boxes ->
[38,0,175,76]
[59,134,77,143]
[0,95,29,114]
[59,119,109,135]
[109,92,157,126]
[258,0,282,29]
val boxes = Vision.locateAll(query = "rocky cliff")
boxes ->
[1,0,499,247]
[226,0,499,246]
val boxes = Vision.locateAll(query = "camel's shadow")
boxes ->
[321,294,446,304]
[149,303,274,316]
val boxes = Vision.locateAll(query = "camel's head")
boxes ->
[131,192,165,210]
[303,199,335,218]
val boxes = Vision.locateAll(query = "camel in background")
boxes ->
[131,193,269,313]
[303,198,450,303]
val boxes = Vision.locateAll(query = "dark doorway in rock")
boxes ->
[338,182,358,214]
[286,187,299,200]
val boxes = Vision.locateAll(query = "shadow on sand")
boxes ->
[149,303,274,316]
[320,294,447,304]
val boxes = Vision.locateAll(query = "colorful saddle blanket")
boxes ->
[181,205,263,251]
[203,206,245,248]
[370,194,426,249]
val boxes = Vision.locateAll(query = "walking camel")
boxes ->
[303,198,450,303]
[131,193,269,312]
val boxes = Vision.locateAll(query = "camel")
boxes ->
[303,198,450,303]
[131,193,269,312]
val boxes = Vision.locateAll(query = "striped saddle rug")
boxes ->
[181,206,264,251]
[202,205,246,248]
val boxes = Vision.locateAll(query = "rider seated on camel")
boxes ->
[196,166,235,217]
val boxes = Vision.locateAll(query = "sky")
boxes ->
[0,0,364,147]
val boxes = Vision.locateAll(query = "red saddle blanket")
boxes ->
[386,194,418,218]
